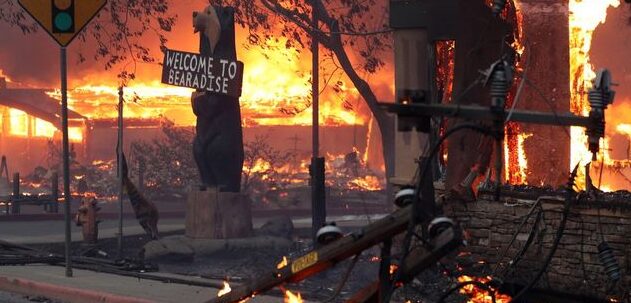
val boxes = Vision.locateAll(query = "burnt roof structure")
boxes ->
[0,88,85,129]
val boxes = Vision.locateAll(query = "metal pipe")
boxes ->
[117,86,124,258]
[60,46,72,277]
[51,172,59,213]
[311,0,326,243]
[312,1,319,161]
[11,172,19,214]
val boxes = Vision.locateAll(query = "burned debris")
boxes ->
[2,0,631,303]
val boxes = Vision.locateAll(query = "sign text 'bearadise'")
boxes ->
[161,48,244,98]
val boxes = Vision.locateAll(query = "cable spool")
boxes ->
[598,241,621,282]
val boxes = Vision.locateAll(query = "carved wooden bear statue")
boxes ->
[191,5,244,193]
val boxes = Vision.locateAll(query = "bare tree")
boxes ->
[242,135,294,206]
[0,0,176,84]
[130,119,198,197]
[214,0,396,183]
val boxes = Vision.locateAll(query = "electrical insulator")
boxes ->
[492,0,507,16]
[316,222,343,246]
[394,187,415,208]
[598,241,621,282]
[587,69,615,160]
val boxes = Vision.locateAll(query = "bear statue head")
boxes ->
[193,5,221,54]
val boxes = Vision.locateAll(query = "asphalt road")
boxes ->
[0,291,60,303]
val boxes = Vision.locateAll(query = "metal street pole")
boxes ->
[60,47,72,277]
[117,87,124,258]
[311,3,319,161]
[311,0,326,243]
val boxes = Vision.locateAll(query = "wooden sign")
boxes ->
[161,48,244,98]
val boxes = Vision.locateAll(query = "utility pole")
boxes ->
[311,0,326,243]
[117,86,124,258]
[288,134,301,172]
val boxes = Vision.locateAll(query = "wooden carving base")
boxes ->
[186,188,253,239]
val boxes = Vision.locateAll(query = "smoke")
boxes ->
[0,0,207,87]
[592,5,631,162]
[0,20,143,87]
[592,4,631,98]
[0,26,65,87]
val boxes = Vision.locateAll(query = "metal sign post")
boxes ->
[117,87,124,258]
[310,0,326,244]
[17,0,107,278]
[60,46,72,277]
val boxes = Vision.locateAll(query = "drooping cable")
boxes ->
[323,253,361,302]
[381,124,497,302]
[508,164,580,303]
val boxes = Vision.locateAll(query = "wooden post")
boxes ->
[51,172,59,213]
[11,172,19,214]
[0,156,9,215]
[446,1,510,191]
[138,158,144,194]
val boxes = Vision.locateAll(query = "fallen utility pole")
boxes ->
[207,204,462,303]
[346,228,461,302]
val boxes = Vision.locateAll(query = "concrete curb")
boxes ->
[0,275,155,303]
[143,235,292,261]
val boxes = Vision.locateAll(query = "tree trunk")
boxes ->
[262,0,397,196]
[324,20,396,198]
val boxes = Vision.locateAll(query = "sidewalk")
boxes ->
[0,214,386,244]
[0,265,310,303]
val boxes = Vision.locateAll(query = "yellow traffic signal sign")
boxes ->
[18,0,107,47]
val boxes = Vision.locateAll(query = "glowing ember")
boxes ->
[276,256,288,269]
[389,264,398,275]
[457,275,511,303]
[284,289,303,303]
[217,281,231,297]
[347,175,382,191]
[569,0,620,189]
[0,69,12,83]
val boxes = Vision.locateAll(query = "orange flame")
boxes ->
[277,256,289,269]
[284,289,303,303]
[0,106,83,142]
[569,0,620,189]
[457,275,511,303]
[217,281,231,297]
[347,175,382,191]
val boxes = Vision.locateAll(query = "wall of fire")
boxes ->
[0,104,377,181]
[0,105,86,174]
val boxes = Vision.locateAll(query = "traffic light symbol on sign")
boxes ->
[52,0,74,33]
